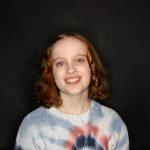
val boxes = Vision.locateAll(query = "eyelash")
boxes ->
[75,58,85,63]
[55,57,86,67]
[56,62,65,67]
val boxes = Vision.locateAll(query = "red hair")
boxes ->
[35,33,109,108]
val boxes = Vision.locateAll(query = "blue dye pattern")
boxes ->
[72,134,104,150]
[15,101,129,149]
[15,146,23,150]
[110,114,123,134]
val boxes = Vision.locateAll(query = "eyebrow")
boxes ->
[52,54,87,63]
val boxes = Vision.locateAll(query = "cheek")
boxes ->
[52,68,58,82]
[81,65,91,80]
[52,69,62,89]
[52,68,64,82]
[87,66,92,83]
[87,68,92,80]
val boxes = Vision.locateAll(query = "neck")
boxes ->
[58,92,91,115]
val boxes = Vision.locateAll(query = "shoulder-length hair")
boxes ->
[34,33,110,108]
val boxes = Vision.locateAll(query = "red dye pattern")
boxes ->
[88,123,99,137]
[64,141,72,149]
[64,127,84,149]
[71,127,84,139]
[64,124,108,149]
[100,135,108,150]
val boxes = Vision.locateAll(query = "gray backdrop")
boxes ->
[0,0,149,149]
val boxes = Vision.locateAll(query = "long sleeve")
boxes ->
[15,116,45,150]
[115,121,129,150]
[108,111,129,150]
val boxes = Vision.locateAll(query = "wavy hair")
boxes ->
[35,33,109,108]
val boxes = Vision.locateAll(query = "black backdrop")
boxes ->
[0,0,149,150]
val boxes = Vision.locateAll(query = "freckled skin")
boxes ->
[51,37,91,97]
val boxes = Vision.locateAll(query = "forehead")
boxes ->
[51,37,88,58]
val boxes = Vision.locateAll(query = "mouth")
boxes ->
[65,76,81,85]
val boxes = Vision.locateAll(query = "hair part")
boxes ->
[34,32,110,108]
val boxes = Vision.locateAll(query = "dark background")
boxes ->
[0,0,149,149]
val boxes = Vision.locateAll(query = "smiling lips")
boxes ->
[65,76,81,85]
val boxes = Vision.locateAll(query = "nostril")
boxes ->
[66,65,77,73]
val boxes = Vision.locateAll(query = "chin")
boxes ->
[66,88,88,96]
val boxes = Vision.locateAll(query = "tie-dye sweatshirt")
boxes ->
[15,100,129,150]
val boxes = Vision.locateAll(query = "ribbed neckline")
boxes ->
[49,100,95,123]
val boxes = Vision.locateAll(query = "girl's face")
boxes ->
[51,37,91,97]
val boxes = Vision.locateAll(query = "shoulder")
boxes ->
[92,100,120,118]
[16,107,57,137]
[17,107,47,130]
[18,106,57,131]
[92,100,126,128]
[15,107,50,148]
[23,107,48,122]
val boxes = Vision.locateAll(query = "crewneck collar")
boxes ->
[49,100,95,123]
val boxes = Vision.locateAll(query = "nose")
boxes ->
[66,64,77,74]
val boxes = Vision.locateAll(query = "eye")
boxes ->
[75,58,85,64]
[56,61,65,67]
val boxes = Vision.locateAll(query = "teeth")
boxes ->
[65,77,80,83]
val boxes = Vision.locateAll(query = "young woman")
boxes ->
[15,33,129,150]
